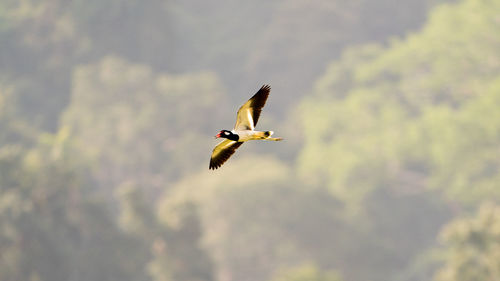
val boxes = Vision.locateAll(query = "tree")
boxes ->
[243,0,446,113]
[270,263,342,281]
[293,0,500,280]
[160,156,352,281]
[117,184,214,281]
[62,56,228,190]
[435,203,500,281]
[419,78,500,204]
[0,0,84,130]
[296,0,500,206]
[0,129,148,281]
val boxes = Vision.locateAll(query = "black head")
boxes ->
[215,130,239,141]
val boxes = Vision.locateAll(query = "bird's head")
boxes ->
[215,130,239,141]
[215,130,231,138]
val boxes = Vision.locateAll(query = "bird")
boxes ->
[209,84,283,170]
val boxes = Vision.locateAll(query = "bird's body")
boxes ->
[231,129,275,142]
[209,85,282,170]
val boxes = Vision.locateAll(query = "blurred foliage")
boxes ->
[245,0,437,109]
[0,0,84,130]
[0,131,147,281]
[117,184,214,281]
[435,203,500,281]
[298,0,500,207]
[160,156,311,281]
[420,78,500,203]
[270,263,343,281]
[62,56,228,188]
[294,0,500,279]
[1,0,499,280]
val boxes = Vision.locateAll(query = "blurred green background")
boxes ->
[1,0,499,280]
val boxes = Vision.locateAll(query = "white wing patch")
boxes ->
[246,109,254,130]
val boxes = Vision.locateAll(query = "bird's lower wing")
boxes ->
[209,139,243,170]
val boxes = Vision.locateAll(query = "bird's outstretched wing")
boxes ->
[234,85,270,131]
[209,139,243,170]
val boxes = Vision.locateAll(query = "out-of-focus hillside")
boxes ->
[1,0,499,281]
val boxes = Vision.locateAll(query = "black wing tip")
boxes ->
[209,155,227,170]
[261,84,271,91]
[209,159,221,170]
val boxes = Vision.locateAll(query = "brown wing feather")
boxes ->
[234,85,270,130]
[248,84,270,127]
[209,140,243,170]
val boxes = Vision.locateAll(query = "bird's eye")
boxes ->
[224,131,229,135]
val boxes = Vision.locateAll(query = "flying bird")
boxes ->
[209,85,283,170]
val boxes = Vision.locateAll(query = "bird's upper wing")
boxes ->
[234,85,270,131]
[209,139,243,170]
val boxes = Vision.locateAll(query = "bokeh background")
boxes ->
[1,0,500,280]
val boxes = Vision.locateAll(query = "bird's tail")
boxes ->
[264,131,273,137]
[265,131,283,141]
